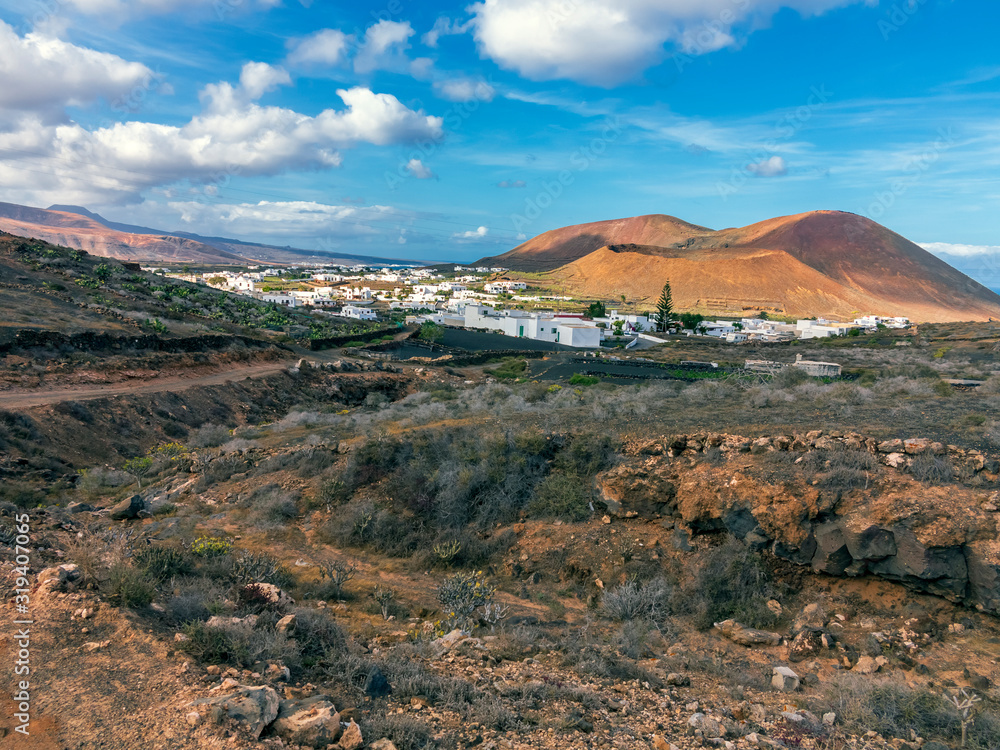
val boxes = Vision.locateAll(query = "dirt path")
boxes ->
[0,361,293,409]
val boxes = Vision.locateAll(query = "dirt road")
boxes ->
[0,361,292,409]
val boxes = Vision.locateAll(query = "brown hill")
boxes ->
[478,210,1000,322]
[0,202,248,264]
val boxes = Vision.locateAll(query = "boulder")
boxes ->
[109,494,145,520]
[35,564,81,597]
[811,523,853,576]
[191,685,279,738]
[369,741,399,750]
[904,438,931,455]
[792,603,826,632]
[276,614,296,635]
[788,628,833,663]
[687,713,724,738]
[338,719,363,750]
[878,439,904,454]
[597,463,677,517]
[771,666,800,691]
[271,695,342,748]
[364,666,392,697]
[853,656,887,674]
[665,673,691,686]
[66,502,94,514]
[713,619,781,647]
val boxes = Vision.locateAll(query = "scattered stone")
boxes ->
[852,655,886,675]
[206,665,221,676]
[174,633,190,643]
[190,685,279,738]
[338,719,363,750]
[265,663,290,682]
[823,712,836,726]
[276,613,297,635]
[766,600,783,617]
[66,502,94,514]
[185,711,202,727]
[665,673,691,687]
[788,627,833,662]
[271,695,342,748]
[109,494,145,520]
[714,619,781,647]
[83,641,110,652]
[687,713,724,739]
[369,740,399,750]
[772,666,800,692]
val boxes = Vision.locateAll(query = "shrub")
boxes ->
[684,536,778,630]
[191,536,233,557]
[602,578,671,622]
[362,715,434,750]
[179,620,296,668]
[105,563,156,608]
[910,454,955,485]
[437,570,497,631]
[568,373,600,386]
[188,423,232,449]
[527,473,591,521]
[134,545,192,581]
[231,550,293,588]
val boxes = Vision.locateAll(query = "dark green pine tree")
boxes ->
[655,281,673,332]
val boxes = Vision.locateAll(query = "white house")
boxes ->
[484,281,528,294]
[726,332,749,343]
[342,305,377,321]
[262,293,298,307]
[796,320,852,339]
[462,305,600,348]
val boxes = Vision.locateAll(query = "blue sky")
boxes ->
[0,0,998,272]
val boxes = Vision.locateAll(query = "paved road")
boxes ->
[0,361,293,409]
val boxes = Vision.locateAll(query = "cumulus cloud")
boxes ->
[286,29,352,67]
[454,225,488,239]
[433,78,495,102]
[0,74,444,206]
[354,20,414,74]
[497,179,526,188]
[746,155,788,177]
[468,0,872,86]
[405,159,436,179]
[0,21,154,119]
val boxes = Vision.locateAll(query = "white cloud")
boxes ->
[405,159,436,179]
[454,226,488,239]
[922,242,1000,258]
[0,21,154,119]
[468,0,873,86]
[433,78,495,102]
[0,79,444,206]
[497,179,526,188]
[286,29,352,67]
[746,155,788,177]
[422,16,471,47]
[354,20,414,74]
[62,0,280,16]
[288,29,354,67]
[199,62,291,114]
[164,199,410,239]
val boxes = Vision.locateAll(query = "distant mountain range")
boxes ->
[0,202,419,267]
[475,210,1000,322]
